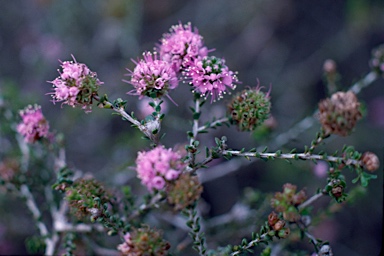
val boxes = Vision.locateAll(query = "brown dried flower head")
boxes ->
[318,91,362,136]
[166,172,203,211]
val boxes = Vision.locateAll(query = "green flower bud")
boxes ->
[228,86,271,131]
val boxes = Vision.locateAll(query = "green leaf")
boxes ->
[352,175,360,184]
[360,172,377,187]
[193,112,201,120]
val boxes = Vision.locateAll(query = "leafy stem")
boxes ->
[94,95,160,143]
[183,203,207,256]
[221,149,362,168]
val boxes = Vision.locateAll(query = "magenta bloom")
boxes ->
[17,105,50,143]
[158,22,210,73]
[135,145,185,191]
[48,55,103,112]
[126,52,178,99]
[184,56,239,102]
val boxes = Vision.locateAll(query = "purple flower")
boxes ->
[158,22,211,73]
[48,55,103,113]
[126,52,178,99]
[184,56,239,102]
[17,105,50,143]
[135,145,185,191]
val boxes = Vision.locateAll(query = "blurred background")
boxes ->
[0,0,383,255]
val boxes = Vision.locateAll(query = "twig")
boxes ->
[20,184,56,255]
[222,150,361,167]
[197,117,229,133]
[94,95,159,143]
[298,190,327,211]
[230,233,268,256]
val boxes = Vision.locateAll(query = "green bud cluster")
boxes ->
[120,226,170,256]
[228,87,271,131]
[65,178,111,220]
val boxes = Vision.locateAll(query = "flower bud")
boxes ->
[361,151,380,172]
[273,220,286,231]
[277,228,290,239]
[323,59,337,74]
[228,86,271,131]
[268,211,279,227]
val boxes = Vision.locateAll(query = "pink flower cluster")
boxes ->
[117,233,132,255]
[184,56,239,102]
[49,56,103,112]
[135,145,184,191]
[158,22,209,73]
[126,52,178,98]
[17,105,50,143]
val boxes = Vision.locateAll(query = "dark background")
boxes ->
[0,0,383,255]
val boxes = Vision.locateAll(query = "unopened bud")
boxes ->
[273,220,286,231]
[361,152,380,172]
[323,59,337,74]
[268,211,279,227]
[277,228,290,239]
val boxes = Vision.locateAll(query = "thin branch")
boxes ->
[20,184,57,255]
[231,233,268,256]
[197,117,229,133]
[188,99,201,168]
[94,96,159,143]
[298,190,327,211]
[222,149,361,167]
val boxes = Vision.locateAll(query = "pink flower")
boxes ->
[157,22,211,73]
[135,145,185,191]
[48,55,103,113]
[125,52,178,99]
[184,56,239,102]
[16,105,50,143]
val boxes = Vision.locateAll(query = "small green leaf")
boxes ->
[193,112,201,120]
